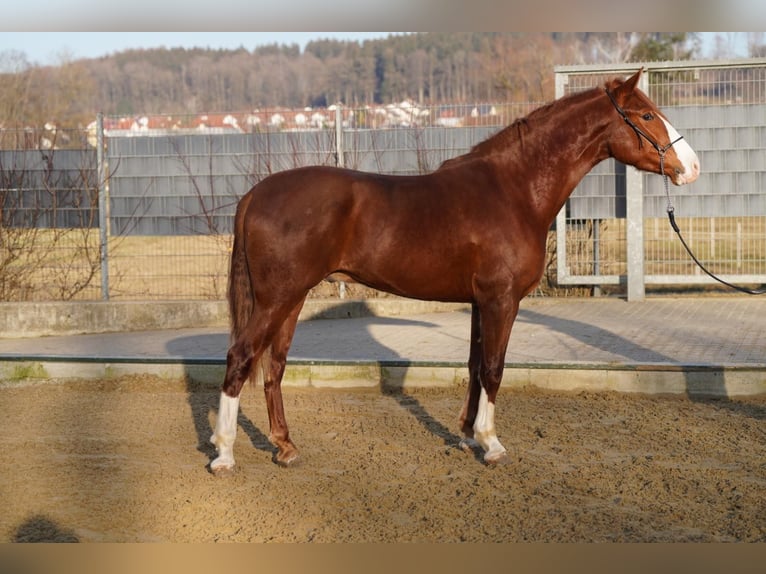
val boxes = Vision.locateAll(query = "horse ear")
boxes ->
[617,67,644,96]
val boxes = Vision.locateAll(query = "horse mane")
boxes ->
[438,76,626,171]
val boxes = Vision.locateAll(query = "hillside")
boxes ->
[1,32,700,127]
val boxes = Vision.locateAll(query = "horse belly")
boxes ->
[343,229,476,302]
[355,267,473,302]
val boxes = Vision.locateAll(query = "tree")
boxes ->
[577,33,641,63]
[2,33,715,121]
[0,50,35,127]
[629,33,694,62]
[746,33,766,58]
[493,34,561,101]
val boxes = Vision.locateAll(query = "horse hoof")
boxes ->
[209,456,236,476]
[210,464,236,476]
[484,451,512,466]
[275,451,301,468]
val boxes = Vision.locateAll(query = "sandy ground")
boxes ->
[1,375,764,543]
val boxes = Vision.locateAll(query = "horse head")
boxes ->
[606,68,700,186]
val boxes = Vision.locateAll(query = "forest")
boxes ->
[0,32,761,128]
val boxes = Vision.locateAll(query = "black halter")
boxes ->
[605,87,683,214]
[604,87,684,157]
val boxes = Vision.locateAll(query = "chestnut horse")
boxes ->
[210,68,699,471]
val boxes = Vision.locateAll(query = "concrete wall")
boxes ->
[0,298,470,338]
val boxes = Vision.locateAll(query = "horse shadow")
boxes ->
[516,307,674,364]
[516,306,766,420]
[168,300,471,469]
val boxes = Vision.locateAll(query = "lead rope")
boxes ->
[661,154,766,295]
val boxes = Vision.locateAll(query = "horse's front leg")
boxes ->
[464,297,518,465]
[458,303,483,452]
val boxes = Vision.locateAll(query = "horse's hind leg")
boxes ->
[209,332,258,473]
[209,389,241,473]
[209,331,260,473]
[209,338,256,473]
[262,298,305,466]
[210,300,295,473]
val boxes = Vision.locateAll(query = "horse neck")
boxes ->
[490,89,614,226]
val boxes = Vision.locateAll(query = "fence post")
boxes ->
[96,112,110,301]
[625,71,648,302]
[553,71,571,287]
[335,104,345,168]
[334,104,346,299]
[625,165,644,301]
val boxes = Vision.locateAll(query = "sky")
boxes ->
[0,31,752,67]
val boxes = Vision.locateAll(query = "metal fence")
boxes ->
[1,102,538,301]
[2,58,765,301]
[554,58,766,300]
[0,128,101,301]
[107,105,542,300]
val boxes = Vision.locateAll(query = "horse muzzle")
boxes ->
[672,157,700,185]
[670,140,700,186]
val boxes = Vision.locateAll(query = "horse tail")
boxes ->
[227,193,271,389]
[228,195,253,346]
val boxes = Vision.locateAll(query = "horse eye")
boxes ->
[642,113,654,121]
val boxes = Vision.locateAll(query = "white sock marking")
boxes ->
[210,392,240,470]
[473,387,507,462]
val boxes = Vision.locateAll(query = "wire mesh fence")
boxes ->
[2,103,534,301]
[0,130,102,301]
[2,59,765,301]
[106,103,553,300]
